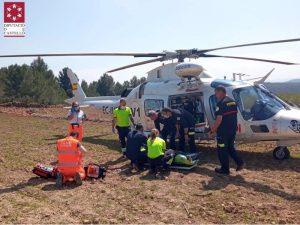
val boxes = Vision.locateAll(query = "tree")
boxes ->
[113,82,124,95]
[3,64,27,98]
[1,58,66,104]
[139,76,146,84]
[129,75,139,87]
[58,67,73,98]
[30,56,48,73]
[128,75,146,88]
[0,67,8,100]
[87,81,99,97]
[122,80,130,89]
[97,73,115,96]
[81,80,88,93]
[80,80,99,97]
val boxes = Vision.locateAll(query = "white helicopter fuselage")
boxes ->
[66,63,300,150]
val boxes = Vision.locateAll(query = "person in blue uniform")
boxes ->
[209,85,244,175]
[126,124,148,171]
[161,107,196,152]
[148,110,176,150]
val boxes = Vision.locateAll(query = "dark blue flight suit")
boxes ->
[170,108,196,152]
[154,111,176,150]
[215,96,244,173]
[126,130,148,169]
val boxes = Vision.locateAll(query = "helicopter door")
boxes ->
[142,98,165,131]
[169,93,207,134]
[232,86,285,138]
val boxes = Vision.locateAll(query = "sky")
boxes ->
[1,0,300,84]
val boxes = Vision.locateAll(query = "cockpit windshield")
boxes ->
[233,86,286,121]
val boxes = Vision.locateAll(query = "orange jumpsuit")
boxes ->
[57,136,86,183]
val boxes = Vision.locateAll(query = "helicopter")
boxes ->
[1,38,300,160]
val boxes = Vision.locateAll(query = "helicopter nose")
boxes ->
[280,109,300,136]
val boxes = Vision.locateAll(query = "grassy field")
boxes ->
[0,110,299,224]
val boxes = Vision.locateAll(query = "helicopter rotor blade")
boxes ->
[0,52,166,58]
[201,54,298,65]
[106,57,165,73]
[198,38,300,54]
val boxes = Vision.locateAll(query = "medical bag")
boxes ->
[84,163,107,179]
[32,164,57,179]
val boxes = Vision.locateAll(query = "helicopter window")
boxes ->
[209,95,218,120]
[144,99,164,115]
[233,86,284,121]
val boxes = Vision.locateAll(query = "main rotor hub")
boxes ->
[175,62,204,79]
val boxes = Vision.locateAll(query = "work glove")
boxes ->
[112,127,116,133]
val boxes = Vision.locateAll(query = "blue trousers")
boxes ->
[116,126,130,148]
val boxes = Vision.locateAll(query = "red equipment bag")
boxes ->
[32,164,57,179]
[84,163,107,179]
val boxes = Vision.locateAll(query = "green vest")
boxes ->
[113,107,132,127]
[147,137,166,159]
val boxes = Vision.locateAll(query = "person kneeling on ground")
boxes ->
[126,124,148,171]
[56,131,87,187]
[147,129,166,174]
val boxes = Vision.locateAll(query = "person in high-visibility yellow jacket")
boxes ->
[147,129,166,174]
[112,98,135,155]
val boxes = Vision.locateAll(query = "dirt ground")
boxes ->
[0,106,299,224]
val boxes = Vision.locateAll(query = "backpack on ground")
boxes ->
[84,163,107,179]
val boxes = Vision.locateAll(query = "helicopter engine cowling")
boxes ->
[175,63,204,79]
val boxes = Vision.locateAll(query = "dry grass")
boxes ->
[0,108,299,224]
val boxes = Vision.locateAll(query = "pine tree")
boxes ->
[129,75,139,87]
[97,73,115,96]
[113,82,124,95]
[58,67,73,98]
[3,64,27,98]
[87,81,99,97]
[81,80,88,93]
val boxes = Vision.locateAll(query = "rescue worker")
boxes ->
[147,129,166,174]
[112,98,135,155]
[209,85,244,175]
[56,131,87,187]
[161,107,196,152]
[67,101,87,142]
[147,110,176,149]
[126,124,148,171]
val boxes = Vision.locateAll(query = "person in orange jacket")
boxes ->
[56,131,87,188]
[67,102,87,142]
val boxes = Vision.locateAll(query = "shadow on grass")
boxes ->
[0,177,48,195]
[140,169,171,181]
[0,176,86,194]
[41,182,80,191]
[102,156,128,169]
[188,166,300,202]
[83,134,120,152]
[44,135,65,145]
[197,145,300,172]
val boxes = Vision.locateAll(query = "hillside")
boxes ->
[264,82,300,94]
